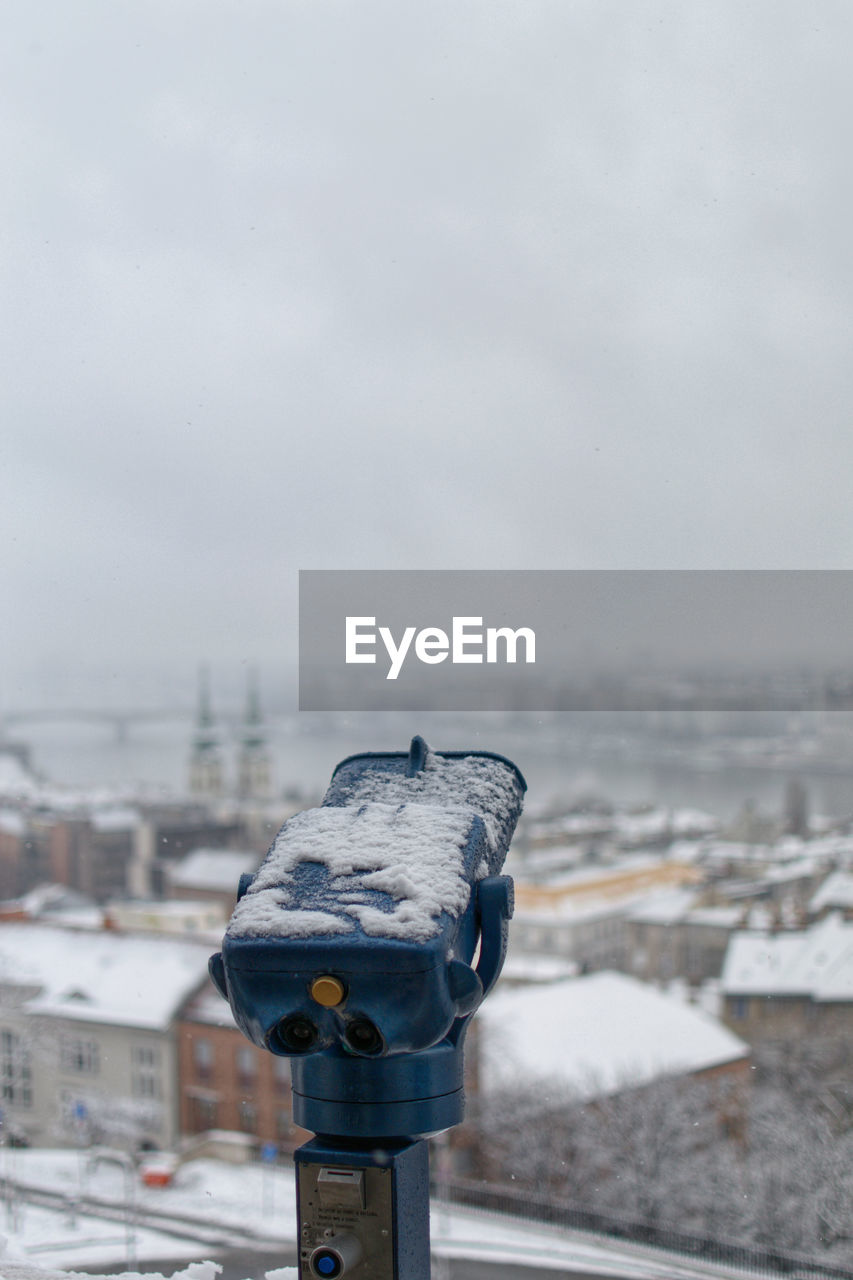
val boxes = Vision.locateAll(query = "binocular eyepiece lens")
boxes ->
[275,1014,318,1053]
[270,1013,384,1056]
[344,1018,384,1056]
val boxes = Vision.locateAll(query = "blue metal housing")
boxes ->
[296,1136,430,1280]
[209,736,524,1140]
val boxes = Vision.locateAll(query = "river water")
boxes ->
[12,709,853,825]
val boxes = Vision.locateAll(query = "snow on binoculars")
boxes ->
[209,735,525,1138]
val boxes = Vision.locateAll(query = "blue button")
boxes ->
[315,1256,336,1276]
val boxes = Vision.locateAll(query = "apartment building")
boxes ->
[0,921,211,1149]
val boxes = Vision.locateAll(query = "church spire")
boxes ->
[189,665,223,798]
[238,666,271,800]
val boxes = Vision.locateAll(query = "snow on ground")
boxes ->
[0,1148,296,1276]
[0,1261,295,1280]
[0,1150,756,1280]
[3,1150,297,1248]
[0,1199,204,1270]
[432,1203,753,1280]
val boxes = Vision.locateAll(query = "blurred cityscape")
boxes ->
[1,677,852,1273]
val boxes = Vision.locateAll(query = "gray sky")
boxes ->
[3,1,853,708]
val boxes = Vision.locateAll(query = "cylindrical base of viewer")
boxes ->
[291,1039,465,1141]
[295,1136,430,1279]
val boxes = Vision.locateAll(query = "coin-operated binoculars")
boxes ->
[210,735,525,1279]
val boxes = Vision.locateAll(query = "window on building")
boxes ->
[61,1037,100,1076]
[1,1029,32,1109]
[191,1095,218,1132]
[132,1044,161,1099]
[557,931,574,955]
[238,1100,258,1133]
[276,1108,293,1140]
[193,1037,214,1080]
[236,1046,256,1087]
[273,1056,290,1095]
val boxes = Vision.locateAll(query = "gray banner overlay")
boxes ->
[299,571,853,712]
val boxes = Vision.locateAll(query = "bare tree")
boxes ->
[469,1053,853,1269]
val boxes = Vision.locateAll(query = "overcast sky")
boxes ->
[3,1,853,709]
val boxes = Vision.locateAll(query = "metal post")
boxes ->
[295,1137,430,1280]
[210,738,527,1280]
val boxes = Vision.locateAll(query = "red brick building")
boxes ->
[177,979,310,1155]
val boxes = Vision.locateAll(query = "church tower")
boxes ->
[237,667,272,801]
[189,666,223,799]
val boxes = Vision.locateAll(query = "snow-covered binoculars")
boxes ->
[209,735,525,1139]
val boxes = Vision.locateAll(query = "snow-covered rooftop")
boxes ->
[0,882,106,930]
[0,750,175,821]
[627,894,743,930]
[721,912,853,1001]
[611,809,679,843]
[0,806,26,836]
[19,883,96,915]
[167,847,260,892]
[91,806,141,832]
[800,833,853,863]
[685,905,744,929]
[499,948,578,984]
[514,854,701,924]
[477,971,748,1100]
[668,808,719,836]
[701,841,771,864]
[627,887,701,925]
[0,750,39,801]
[760,854,822,884]
[0,922,212,1030]
[182,978,239,1028]
[810,868,853,914]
